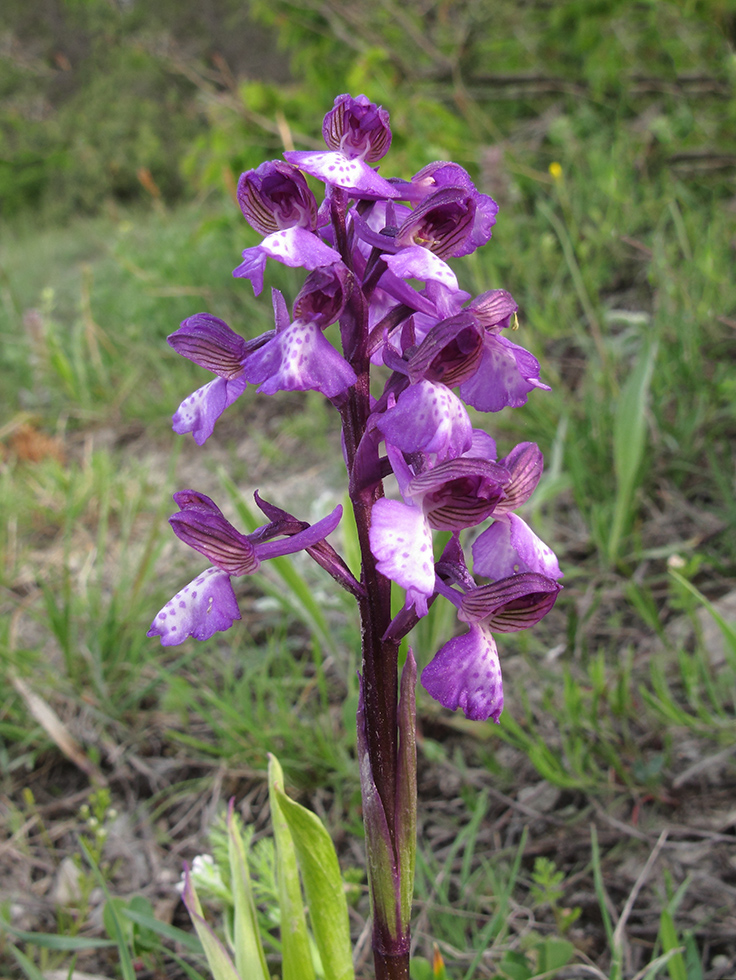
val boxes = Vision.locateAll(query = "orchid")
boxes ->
[148,491,342,646]
[155,93,561,980]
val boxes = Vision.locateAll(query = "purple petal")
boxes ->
[271,288,290,331]
[172,490,223,515]
[255,504,343,561]
[147,567,241,646]
[472,514,562,580]
[237,160,317,234]
[322,94,392,163]
[459,335,550,413]
[172,374,248,446]
[468,429,498,460]
[468,289,517,330]
[421,624,503,722]
[169,510,258,575]
[369,499,435,614]
[284,150,399,200]
[259,226,341,270]
[243,320,356,397]
[383,247,459,293]
[232,246,267,296]
[459,572,561,630]
[377,380,472,461]
[493,443,544,513]
[168,314,247,377]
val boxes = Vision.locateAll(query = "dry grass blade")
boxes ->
[10,675,107,786]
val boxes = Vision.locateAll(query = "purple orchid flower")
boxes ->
[390,161,499,253]
[233,160,342,295]
[148,490,342,646]
[285,94,399,200]
[168,313,270,445]
[369,433,508,615]
[421,554,562,721]
[242,269,357,398]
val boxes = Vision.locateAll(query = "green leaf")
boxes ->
[121,906,204,954]
[668,569,736,668]
[498,950,533,980]
[535,937,575,974]
[684,932,704,980]
[269,754,354,980]
[182,868,245,980]
[0,921,115,951]
[227,804,271,980]
[659,909,687,980]
[268,754,317,980]
[6,943,47,980]
[608,340,657,563]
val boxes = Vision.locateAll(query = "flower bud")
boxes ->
[322,93,392,162]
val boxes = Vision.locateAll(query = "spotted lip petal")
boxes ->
[242,319,356,398]
[147,567,241,646]
[369,498,435,616]
[421,623,504,722]
[284,149,400,200]
[459,334,550,413]
[172,374,248,446]
[377,380,473,461]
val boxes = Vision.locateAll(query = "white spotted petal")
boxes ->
[421,624,504,722]
[147,567,241,646]
[243,319,356,397]
[383,245,459,292]
[377,380,472,461]
[369,499,435,615]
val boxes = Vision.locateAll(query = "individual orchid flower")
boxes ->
[168,313,270,445]
[233,160,342,295]
[148,490,342,646]
[455,289,551,412]
[393,161,499,253]
[369,433,508,616]
[242,268,356,398]
[421,553,561,721]
[285,94,399,200]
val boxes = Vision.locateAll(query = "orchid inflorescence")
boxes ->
[149,94,562,976]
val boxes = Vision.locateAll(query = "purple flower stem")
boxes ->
[336,191,411,979]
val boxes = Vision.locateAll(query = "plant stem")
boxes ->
[335,188,412,977]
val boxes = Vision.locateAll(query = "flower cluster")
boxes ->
[149,93,562,723]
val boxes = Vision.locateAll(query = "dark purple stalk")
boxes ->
[335,192,411,979]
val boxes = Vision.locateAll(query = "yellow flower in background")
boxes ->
[549,161,563,181]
